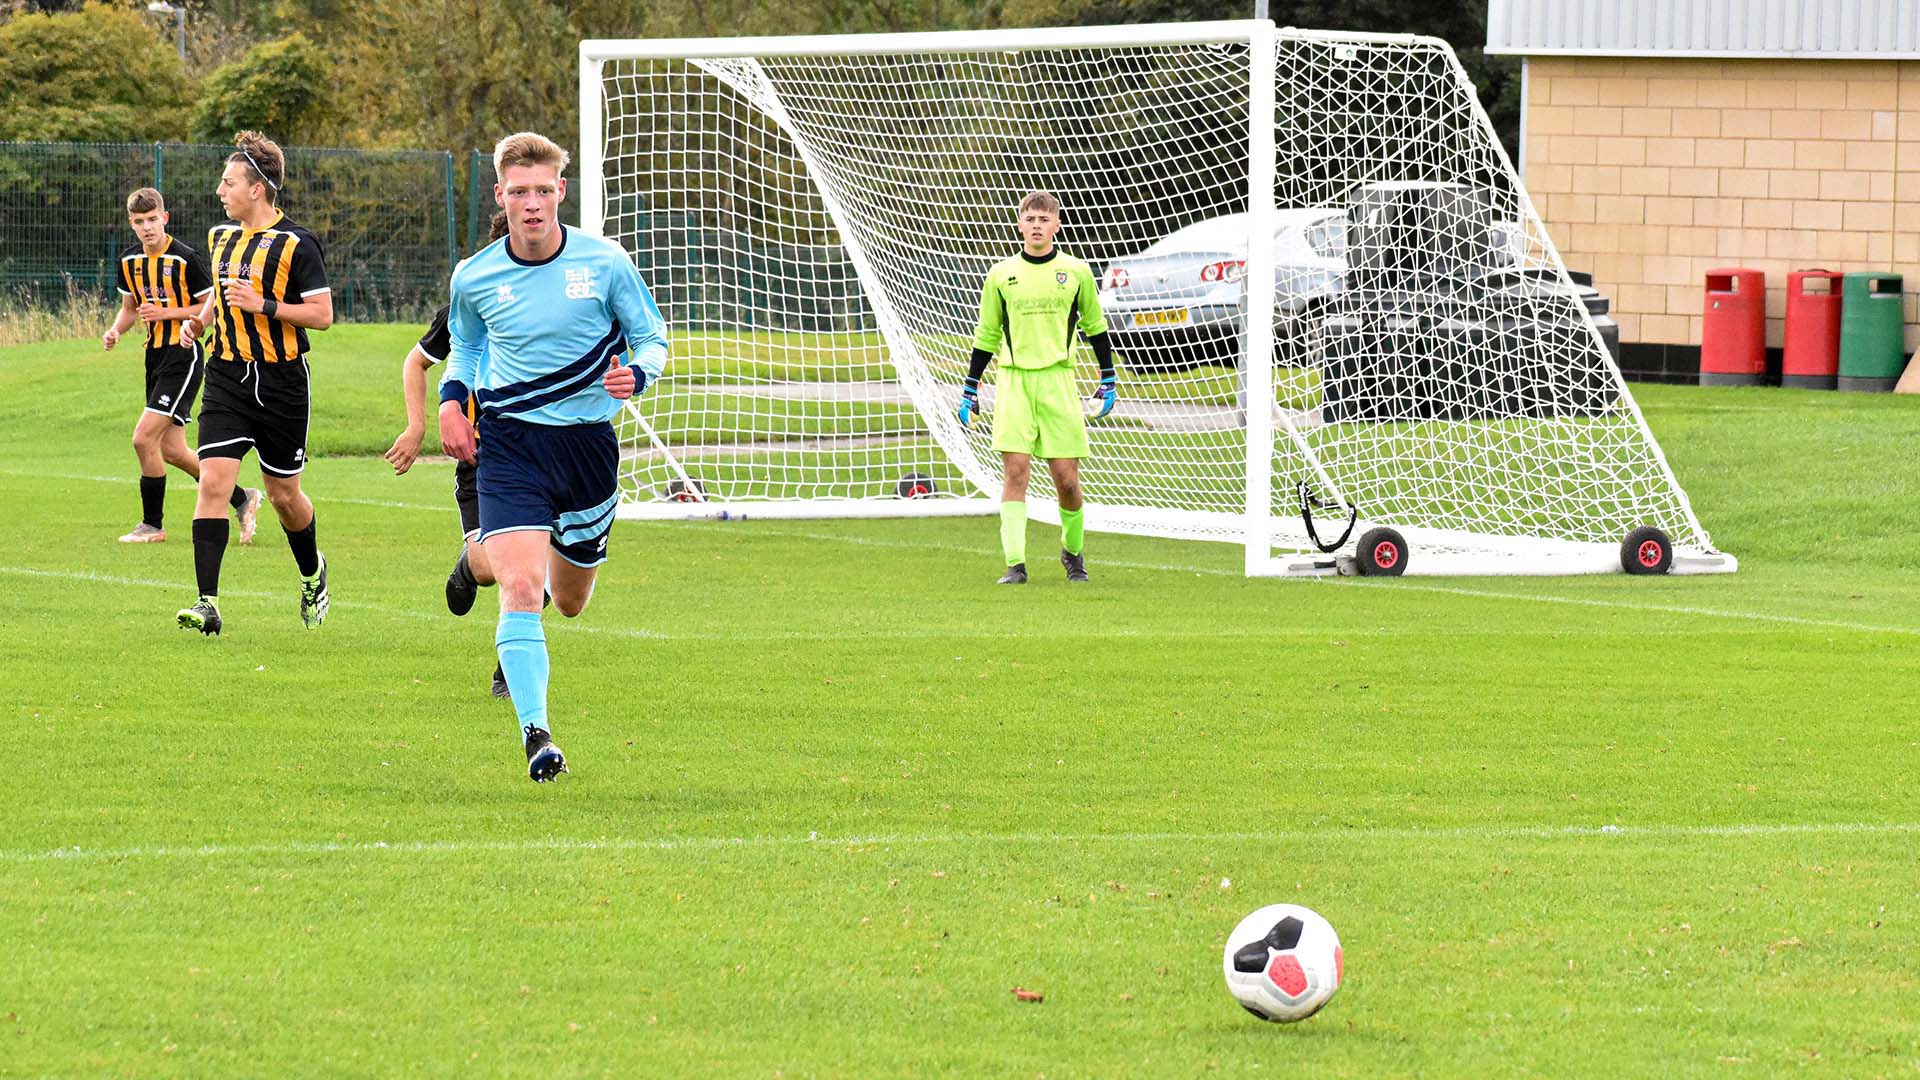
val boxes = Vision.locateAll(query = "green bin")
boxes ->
[1839,272,1905,392]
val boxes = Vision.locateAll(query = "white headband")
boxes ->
[239,149,281,192]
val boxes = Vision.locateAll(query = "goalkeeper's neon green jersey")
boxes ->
[971,248,1107,370]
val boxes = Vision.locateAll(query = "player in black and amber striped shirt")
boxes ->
[202,211,329,364]
[101,186,260,545]
[116,234,206,350]
[176,132,334,637]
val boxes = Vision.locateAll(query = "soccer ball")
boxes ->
[1222,903,1342,1022]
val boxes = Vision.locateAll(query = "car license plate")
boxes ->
[1130,308,1189,327]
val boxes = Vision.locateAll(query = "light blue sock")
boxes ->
[495,610,549,734]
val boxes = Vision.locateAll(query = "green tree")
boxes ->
[1019,0,1520,158]
[0,2,192,141]
[190,32,341,145]
[326,0,1514,163]
[333,0,1012,158]
[332,0,570,158]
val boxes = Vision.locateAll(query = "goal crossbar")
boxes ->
[583,22,1270,63]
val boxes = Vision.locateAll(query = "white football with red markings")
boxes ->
[1222,903,1343,1022]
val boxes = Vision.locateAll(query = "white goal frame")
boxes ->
[580,22,1736,577]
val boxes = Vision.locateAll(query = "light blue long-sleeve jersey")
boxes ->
[441,226,668,427]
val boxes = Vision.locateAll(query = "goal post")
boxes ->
[581,22,1737,576]
[1243,21,1279,578]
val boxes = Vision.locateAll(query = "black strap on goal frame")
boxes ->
[1298,478,1358,554]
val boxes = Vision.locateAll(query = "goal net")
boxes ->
[582,21,1735,576]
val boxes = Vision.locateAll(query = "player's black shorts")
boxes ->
[476,415,619,568]
[197,357,312,476]
[454,458,480,541]
[143,343,203,427]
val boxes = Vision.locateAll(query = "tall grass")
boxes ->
[0,276,117,349]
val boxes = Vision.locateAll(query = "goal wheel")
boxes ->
[1620,526,1672,575]
[667,477,707,503]
[1355,527,1408,576]
[896,472,937,499]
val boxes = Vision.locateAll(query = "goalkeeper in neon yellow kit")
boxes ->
[958,190,1117,584]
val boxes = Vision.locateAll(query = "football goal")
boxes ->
[580,21,1736,577]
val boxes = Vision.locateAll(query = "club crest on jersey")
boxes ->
[1056,271,1069,286]
[565,268,596,300]
[496,283,516,305]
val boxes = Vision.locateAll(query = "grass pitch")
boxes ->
[2,327,1918,1077]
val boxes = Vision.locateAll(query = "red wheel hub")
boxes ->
[1373,542,1398,568]
[1638,540,1662,567]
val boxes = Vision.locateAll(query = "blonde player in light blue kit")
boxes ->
[437,132,669,782]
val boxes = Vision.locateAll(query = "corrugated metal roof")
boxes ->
[1487,0,1920,58]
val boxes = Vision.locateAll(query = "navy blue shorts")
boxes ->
[476,415,620,568]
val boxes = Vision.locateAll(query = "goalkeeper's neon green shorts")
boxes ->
[991,364,1089,459]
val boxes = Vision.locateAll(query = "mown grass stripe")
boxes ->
[12,820,1919,864]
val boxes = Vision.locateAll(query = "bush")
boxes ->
[190,33,339,146]
[0,2,193,142]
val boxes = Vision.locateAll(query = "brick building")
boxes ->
[1488,0,1920,380]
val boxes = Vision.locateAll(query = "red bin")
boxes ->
[1782,269,1842,390]
[1701,268,1765,387]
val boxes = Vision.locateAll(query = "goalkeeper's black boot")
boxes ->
[524,726,567,782]
[177,596,222,636]
[491,662,511,699]
[1061,548,1089,583]
[996,563,1027,585]
[446,547,478,616]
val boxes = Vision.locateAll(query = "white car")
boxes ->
[1098,208,1346,369]
[1099,186,1617,372]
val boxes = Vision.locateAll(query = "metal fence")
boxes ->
[0,141,458,320]
[468,154,868,332]
[2,141,870,330]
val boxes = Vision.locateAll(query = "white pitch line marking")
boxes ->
[729,526,1920,638]
[6,469,457,515]
[0,565,1836,643]
[8,821,1918,865]
[0,566,669,639]
[12,471,1916,637]
[1362,580,1920,637]
[715,523,1243,577]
